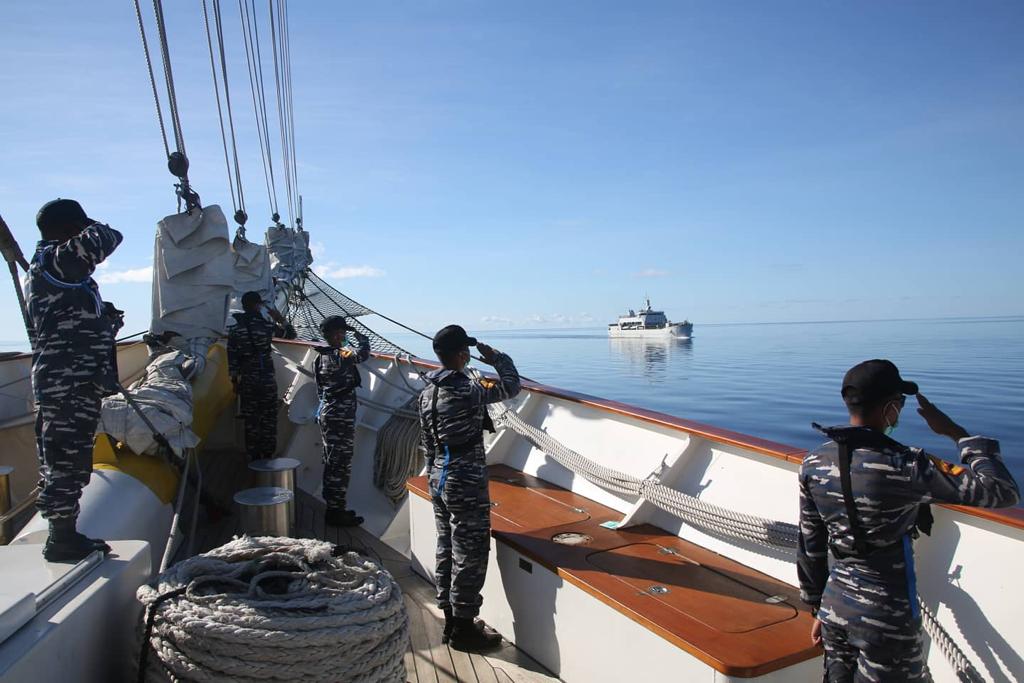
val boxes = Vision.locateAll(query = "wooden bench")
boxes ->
[407,464,821,679]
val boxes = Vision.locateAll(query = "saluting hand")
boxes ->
[916,394,969,442]
[476,342,499,365]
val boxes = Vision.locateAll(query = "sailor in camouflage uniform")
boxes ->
[314,315,370,527]
[26,199,123,562]
[419,325,521,652]
[799,359,1019,682]
[227,291,294,461]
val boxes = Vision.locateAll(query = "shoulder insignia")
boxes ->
[929,455,965,477]
[339,349,354,359]
[478,378,497,389]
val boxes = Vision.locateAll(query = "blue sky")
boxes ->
[1,1,1022,348]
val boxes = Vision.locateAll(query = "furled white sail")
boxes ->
[151,206,234,339]
[230,234,273,312]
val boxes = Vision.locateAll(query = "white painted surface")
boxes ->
[0,540,150,683]
[13,469,172,573]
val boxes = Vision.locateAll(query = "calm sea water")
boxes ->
[389,317,1024,482]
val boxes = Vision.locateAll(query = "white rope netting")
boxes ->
[137,536,409,682]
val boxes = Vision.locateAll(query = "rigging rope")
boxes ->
[239,0,279,220]
[202,0,246,227]
[133,0,199,209]
[132,0,170,160]
[269,0,296,227]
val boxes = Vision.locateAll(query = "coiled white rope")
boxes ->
[137,536,409,683]
[373,397,423,505]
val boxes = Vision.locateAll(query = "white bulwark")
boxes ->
[608,297,693,338]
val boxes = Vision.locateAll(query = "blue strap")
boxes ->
[433,444,452,498]
[902,534,920,619]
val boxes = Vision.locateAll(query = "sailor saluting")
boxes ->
[419,325,521,652]
[314,315,371,527]
[799,359,1019,682]
[25,199,124,562]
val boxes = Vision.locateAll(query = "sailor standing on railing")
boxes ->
[25,199,123,562]
[799,359,1019,682]
[227,291,294,461]
[419,325,521,652]
[314,315,370,527]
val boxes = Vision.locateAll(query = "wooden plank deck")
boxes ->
[178,452,556,683]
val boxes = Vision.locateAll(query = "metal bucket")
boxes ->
[234,486,294,537]
[248,458,301,526]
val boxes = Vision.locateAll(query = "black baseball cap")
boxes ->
[36,199,91,232]
[320,315,350,336]
[842,359,918,408]
[433,324,477,354]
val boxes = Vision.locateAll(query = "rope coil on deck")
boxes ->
[137,536,409,682]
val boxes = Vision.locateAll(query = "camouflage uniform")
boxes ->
[227,311,284,460]
[314,334,371,511]
[798,426,1019,682]
[25,222,123,521]
[418,354,521,618]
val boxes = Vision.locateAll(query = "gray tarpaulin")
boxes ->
[98,350,200,456]
[230,234,273,312]
[151,206,234,339]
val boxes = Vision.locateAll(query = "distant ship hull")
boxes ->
[608,321,693,338]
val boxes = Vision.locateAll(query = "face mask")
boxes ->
[883,402,900,436]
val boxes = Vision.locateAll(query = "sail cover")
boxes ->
[151,205,234,339]
[230,234,273,312]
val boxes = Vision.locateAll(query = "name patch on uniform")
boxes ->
[929,455,965,477]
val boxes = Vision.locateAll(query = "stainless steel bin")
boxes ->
[248,457,301,526]
[234,486,294,537]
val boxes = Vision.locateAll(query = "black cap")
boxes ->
[36,199,90,232]
[432,324,477,354]
[842,359,918,408]
[320,315,350,336]
[241,291,263,308]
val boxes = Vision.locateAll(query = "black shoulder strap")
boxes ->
[837,440,868,554]
[430,382,442,450]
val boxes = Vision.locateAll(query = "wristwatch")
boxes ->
[810,605,820,618]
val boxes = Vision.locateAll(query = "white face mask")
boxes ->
[883,400,902,436]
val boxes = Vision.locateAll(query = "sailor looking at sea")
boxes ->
[25,198,124,563]
[799,359,1019,682]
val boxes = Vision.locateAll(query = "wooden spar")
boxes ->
[0,213,34,344]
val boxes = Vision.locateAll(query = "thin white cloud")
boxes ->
[634,268,669,278]
[95,265,153,284]
[480,315,514,327]
[314,264,386,279]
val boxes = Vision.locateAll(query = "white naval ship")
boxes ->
[608,297,693,338]
[0,4,1022,683]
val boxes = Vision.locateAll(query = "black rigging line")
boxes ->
[269,0,295,228]
[134,0,199,210]
[203,0,248,228]
[239,0,279,220]
[132,0,170,159]
[282,0,299,216]
[202,0,238,216]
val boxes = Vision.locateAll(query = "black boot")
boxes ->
[441,608,454,644]
[325,508,364,527]
[43,518,110,563]
[449,616,502,652]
